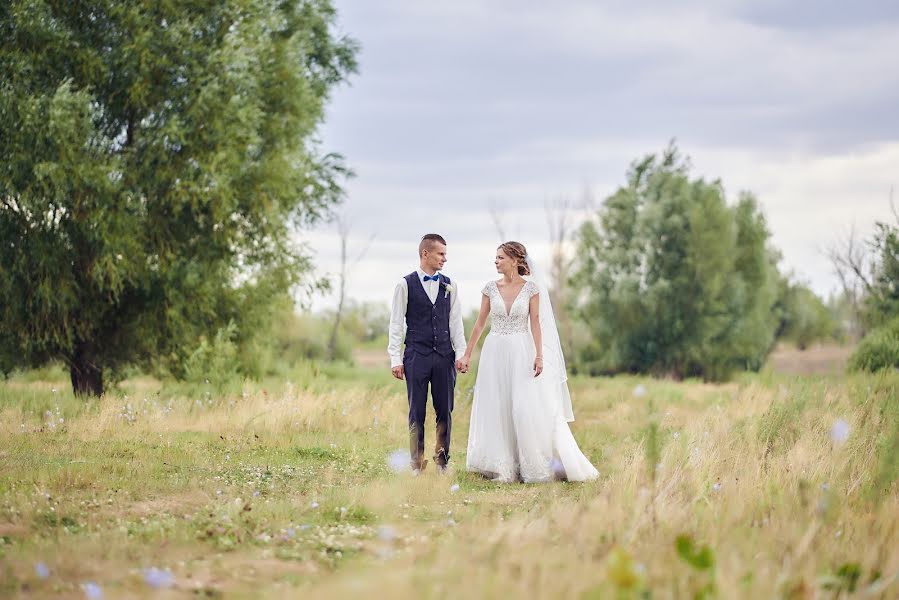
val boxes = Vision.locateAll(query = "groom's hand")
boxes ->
[391,365,404,380]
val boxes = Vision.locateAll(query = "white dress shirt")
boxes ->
[387,269,467,368]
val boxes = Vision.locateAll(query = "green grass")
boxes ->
[0,366,897,598]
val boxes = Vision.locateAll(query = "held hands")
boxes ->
[533,356,543,377]
[391,365,404,380]
[456,356,470,374]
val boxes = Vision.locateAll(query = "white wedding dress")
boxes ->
[466,279,599,483]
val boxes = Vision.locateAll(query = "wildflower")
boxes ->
[830,419,850,446]
[142,567,174,589]
[450,484,460,493]
[35,563,50,579]
[387,449,411,473]
[712,482,721,492]
[377,526,396,542]
[81,582,103,599]
[632,384,647,398]
[310,501,319,509]
[549,458,566,480]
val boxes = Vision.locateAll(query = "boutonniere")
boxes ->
[440,281,455,298]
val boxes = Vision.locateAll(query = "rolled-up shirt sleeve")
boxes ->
[449,281,467,360]
[387,279,408,368]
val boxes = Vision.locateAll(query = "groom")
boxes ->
[388,234,467,473]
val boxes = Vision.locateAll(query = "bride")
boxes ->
[458,242,598,483]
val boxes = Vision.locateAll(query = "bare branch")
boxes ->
[488,198,506,241]
[579,183,596,213]
[826,224,874,294]
[328,212,375,360]
[351,232,376,267]
[889,184,897,225]
[545,195,571,247]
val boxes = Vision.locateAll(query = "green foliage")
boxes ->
[181,320,242,389]
[774,277,840,349]
[848,316,899,372]
[870,379,899,498]
[674,535,715,571]
[675,535,716,600]
[820,563,862,594]
[0,1,358,394]
[862,221,899,328]
[333,301,390,344]
[643,401,662,486]
[571,143,781,381]
[267,299,354,368]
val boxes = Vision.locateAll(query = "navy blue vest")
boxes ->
[404,272,454,359]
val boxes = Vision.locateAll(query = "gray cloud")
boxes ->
[311,1,899,311]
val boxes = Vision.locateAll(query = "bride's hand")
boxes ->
[533,356,543,377]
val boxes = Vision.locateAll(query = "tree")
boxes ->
[843,190,899,371]
[327,213,374,361]
[826,188,899,337]
[570,144,781,381]
[773,276,839,350]
[825,224,875,340]
[545,188,594,369]
[863,215,899,328]
[0,1,357,395]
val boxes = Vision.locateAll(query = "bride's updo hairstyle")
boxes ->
[499,241,530,276]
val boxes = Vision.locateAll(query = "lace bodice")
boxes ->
[481,280,540,335]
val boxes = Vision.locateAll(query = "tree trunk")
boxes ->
[327,231,348,362]
[70,341,103,397]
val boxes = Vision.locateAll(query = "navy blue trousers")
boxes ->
[404,349,455,467]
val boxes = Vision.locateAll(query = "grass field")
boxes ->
[0,353,897,598]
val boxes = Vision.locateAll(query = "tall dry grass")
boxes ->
[0,368,896,598]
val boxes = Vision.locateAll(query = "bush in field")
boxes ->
[259,298,352,372]
[182,321,241,388]
[775,277,840,349]
[848,317,899,372]
[0,1,357,395]
[571,144,781,381]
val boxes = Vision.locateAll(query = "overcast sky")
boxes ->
[307,0,899,313]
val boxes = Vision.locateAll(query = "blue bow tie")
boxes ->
[423,274,440,282]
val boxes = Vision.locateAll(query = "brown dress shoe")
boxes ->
[434,448,449,474]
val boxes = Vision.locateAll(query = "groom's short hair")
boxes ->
[419,233,447,256]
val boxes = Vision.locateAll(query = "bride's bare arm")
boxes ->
[529,293,543,376]
[460,294,491,368]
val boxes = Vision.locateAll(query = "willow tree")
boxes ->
[0,1,357,395]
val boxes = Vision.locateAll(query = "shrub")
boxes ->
[848,317,899,372]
